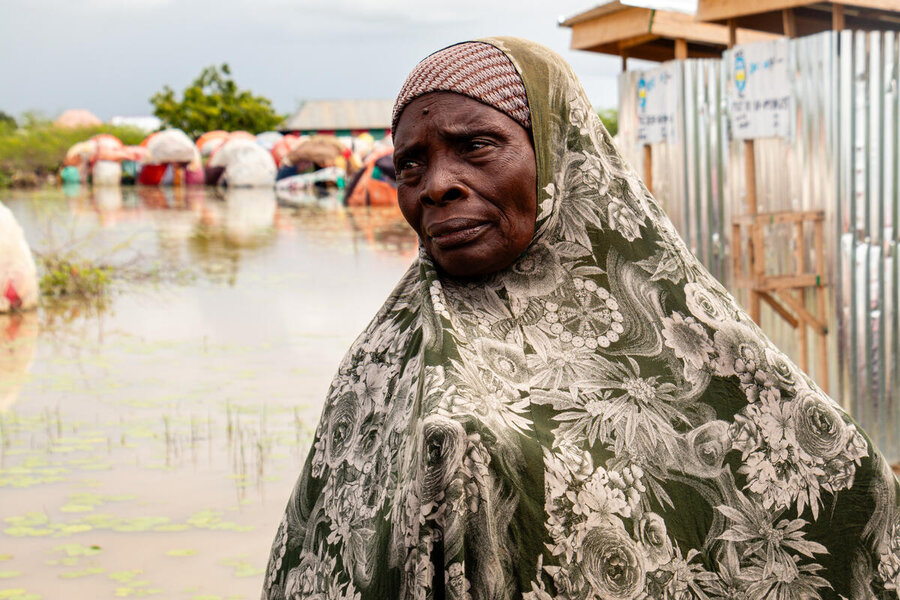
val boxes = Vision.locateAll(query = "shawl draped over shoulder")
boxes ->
[262,37,900,600]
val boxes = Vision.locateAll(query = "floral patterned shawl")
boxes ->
[262,37,900,600]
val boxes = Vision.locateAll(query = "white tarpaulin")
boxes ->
[635,63,678,145]
[726,39,793,140]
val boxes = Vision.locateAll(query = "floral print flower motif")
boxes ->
[878,520,900,593]
[654,547,718,600]
[764,346,798,391]
[579,524,647,600]
[442,357,533,434]
[531,386,615,449]
[713,323,781,403]
[792,389,857,462]
[661,311,714,374]
[429,280,451,320]
[716,504,828,578]
[284,547,352,600]
[500,243,565,300]
[741,555,831,600]
[685,281,734,326]
[474,337,531,391]
[540,277,624,349]
[635,512,673,571]
[584,356,685,457]
[634,241,686,284]
[525,335,599,390]
[730,388,868,519]
[605,187,645,242]
[322,391,363,470]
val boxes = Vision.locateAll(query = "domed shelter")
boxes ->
[208,138,276,187]
[0,203,39,313]
[138,129,204,186]
[54,109,103,129]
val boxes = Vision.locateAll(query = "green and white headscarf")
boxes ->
[263,37,900,600]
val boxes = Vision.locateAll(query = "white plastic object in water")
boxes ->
[91,160,122,186]
[211,139,276,187]
[146,129,197,164]
[0,203,39,312]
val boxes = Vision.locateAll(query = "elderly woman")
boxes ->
[263,38,900,600]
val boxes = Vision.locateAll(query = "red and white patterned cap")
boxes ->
[391,41,531,133]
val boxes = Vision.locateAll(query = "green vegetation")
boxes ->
[0,114,145,188]
[150,64,283,139]
[0,111,16,129]
[37,255,113,300]
[598,108,618,136]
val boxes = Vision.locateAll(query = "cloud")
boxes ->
[0,0,624,119]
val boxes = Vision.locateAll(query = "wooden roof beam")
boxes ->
[569,6,655,51]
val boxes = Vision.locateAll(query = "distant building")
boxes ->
[279,99,394,139]
[109,116,162,132]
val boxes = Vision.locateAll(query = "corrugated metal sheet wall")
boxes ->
[617,30,900,460]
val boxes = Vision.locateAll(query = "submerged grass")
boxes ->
[37,255,113,300]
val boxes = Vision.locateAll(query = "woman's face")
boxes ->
[393,92,537,278]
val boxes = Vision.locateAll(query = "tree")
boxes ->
[150,64,283,139]
[597,108,618,137]
[0,111,16,131]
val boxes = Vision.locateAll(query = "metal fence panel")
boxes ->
[618,30,900,460]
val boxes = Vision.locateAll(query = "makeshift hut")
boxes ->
[90,134,125,185]
[208,138,277,187]
[196,130,230,157]
[270,134,301,167]
[53,109,103,129]
[138,129,204,186]
[344,147,397,208]
[255,131,283,151]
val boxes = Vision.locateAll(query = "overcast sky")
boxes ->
[0,0,662,121]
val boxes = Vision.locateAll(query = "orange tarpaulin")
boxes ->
[345,148,397,208]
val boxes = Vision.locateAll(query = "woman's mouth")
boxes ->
[426,218,490,249]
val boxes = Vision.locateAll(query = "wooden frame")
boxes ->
[730,141,829,390]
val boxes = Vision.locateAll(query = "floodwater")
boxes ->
[0,186,418,600]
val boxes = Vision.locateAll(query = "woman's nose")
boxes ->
[421,160,467,206]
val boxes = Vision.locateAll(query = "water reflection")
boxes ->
[0,311,39,412]
[0,187,419,599]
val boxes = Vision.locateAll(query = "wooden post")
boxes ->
[643,145,653,194]
[674,38,688,61]
[795,220,808,371]
[744,140,761,323]
[814,219,828,393]
[621,51,629,72]
[727,18,737,49]
[832,4,845,31]
[782,8,797,38]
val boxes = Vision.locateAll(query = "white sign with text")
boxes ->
[636,63,678,145]
[728,39,793,140]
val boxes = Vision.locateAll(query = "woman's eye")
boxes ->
[397,160,418,173]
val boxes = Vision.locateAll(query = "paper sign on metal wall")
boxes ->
[727,39,792,140]
[636,63,678,145]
